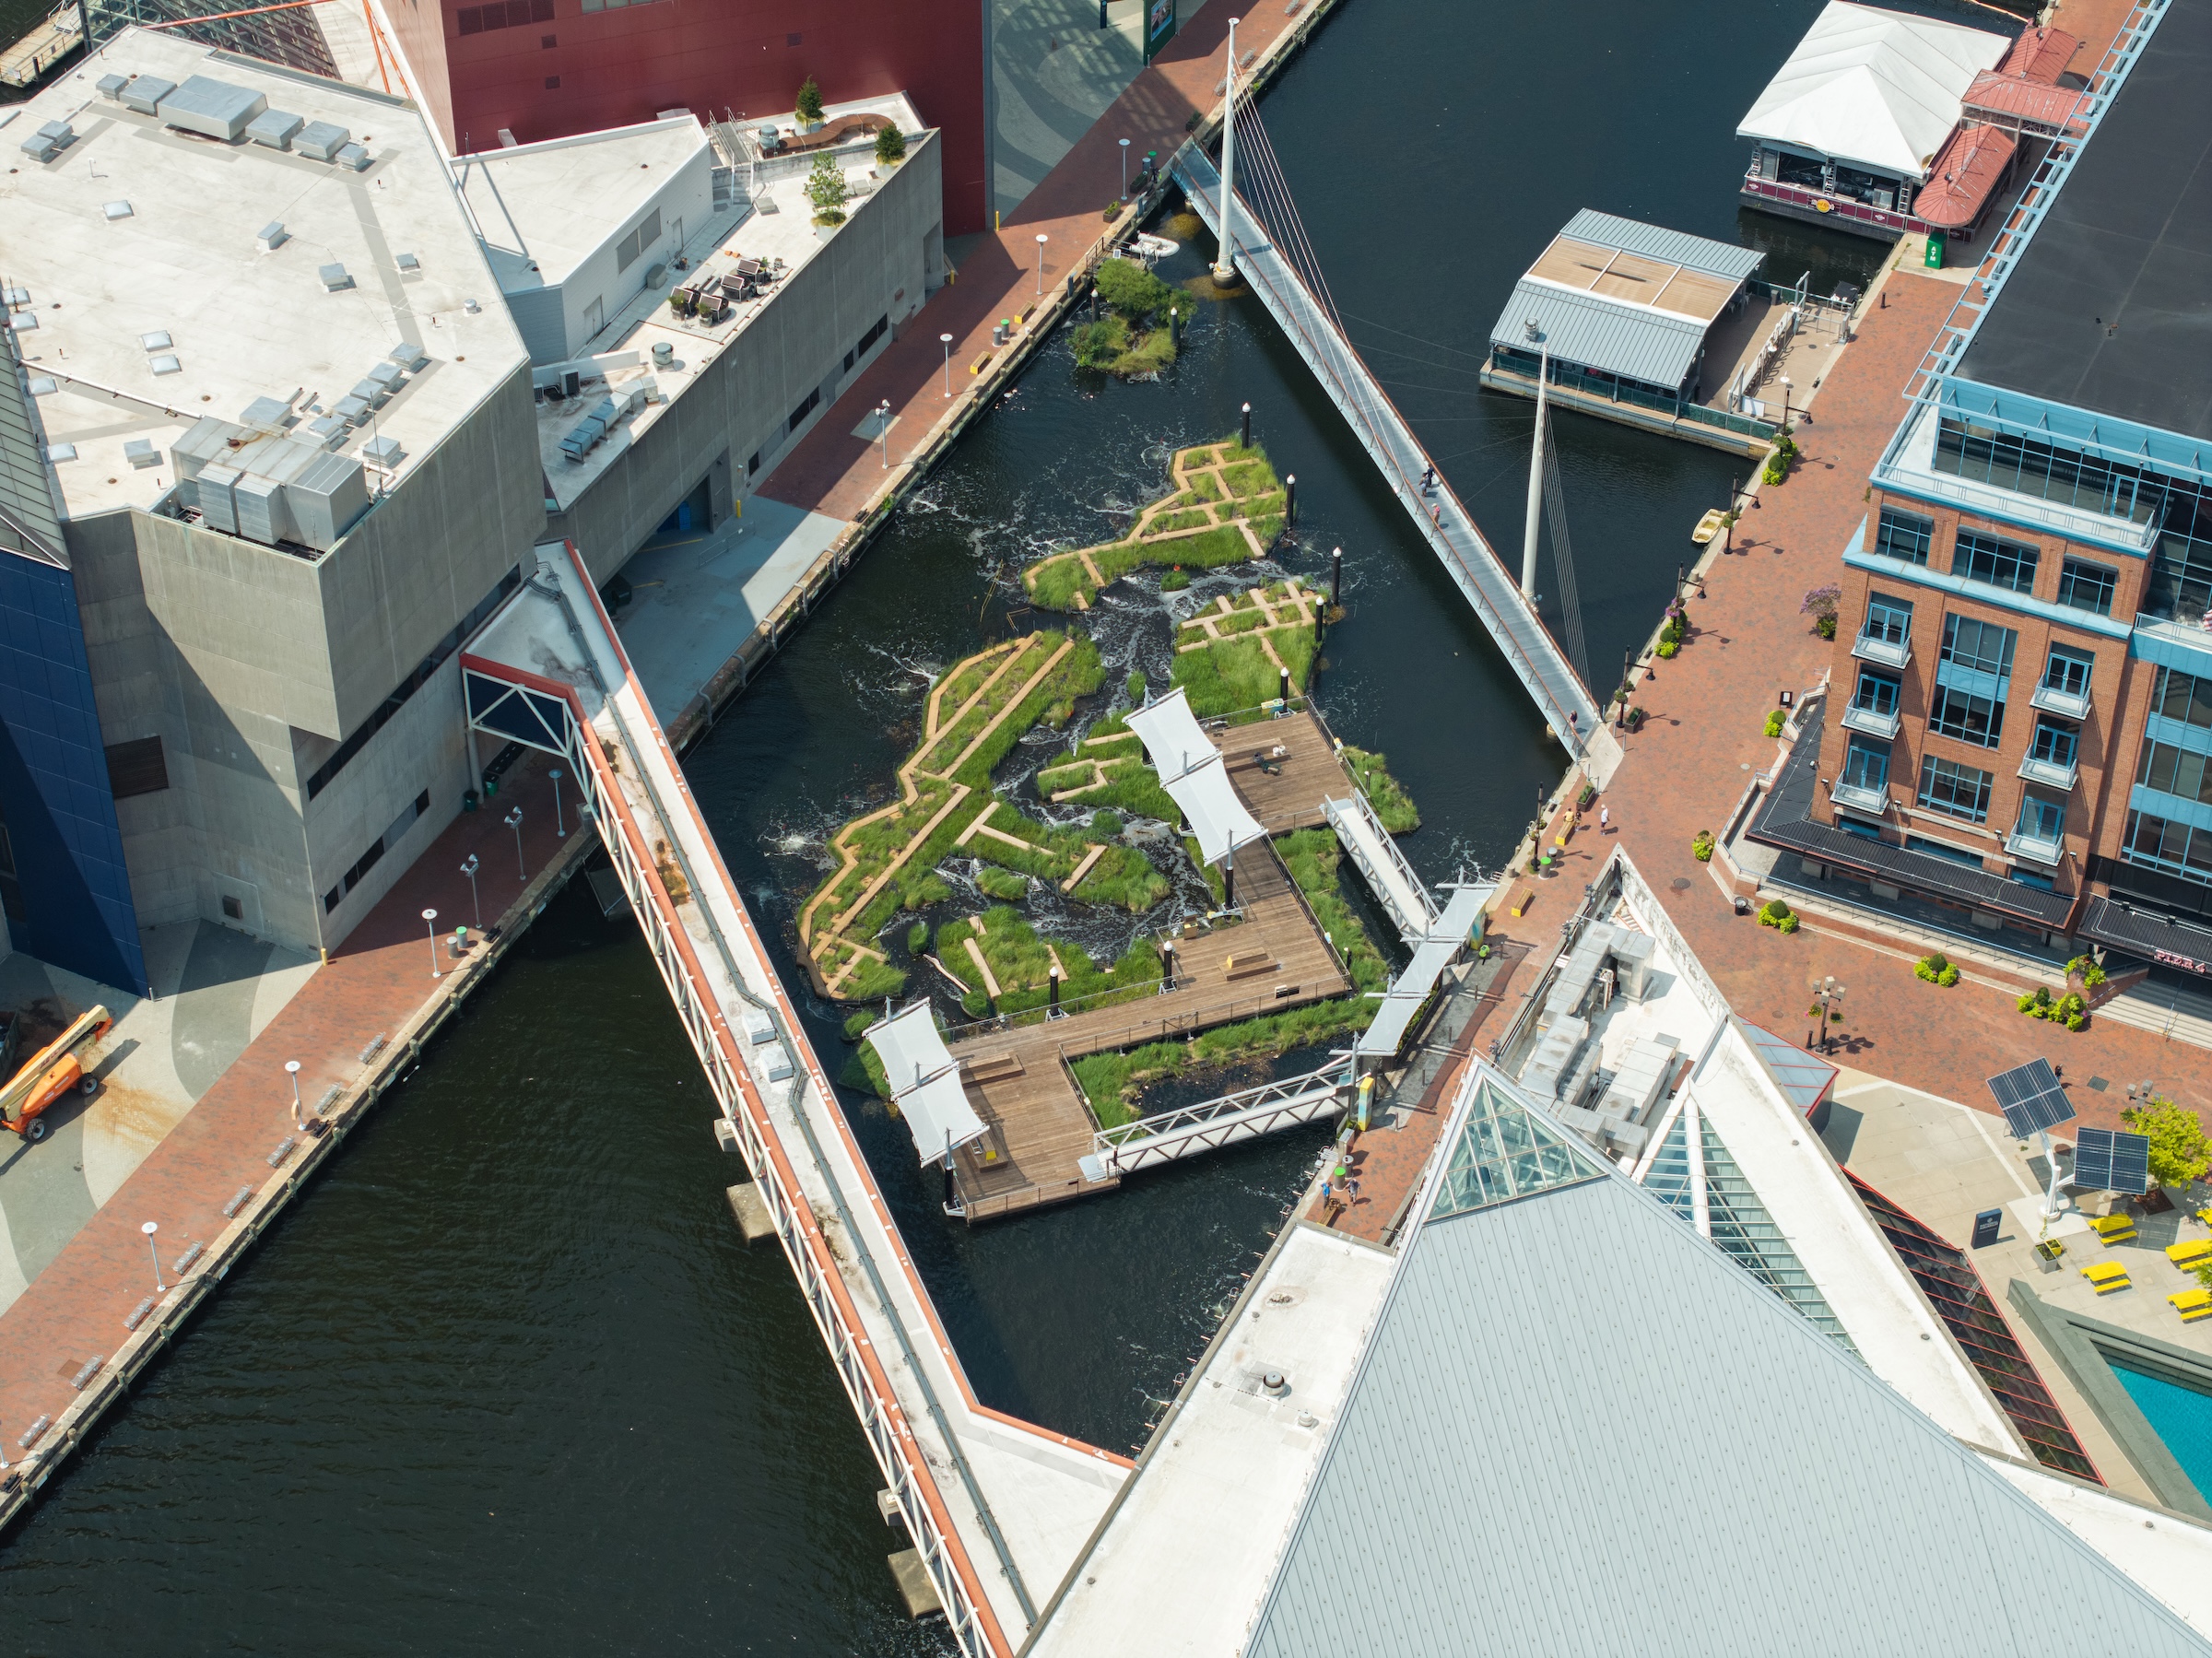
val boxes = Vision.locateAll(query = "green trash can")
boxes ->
[1924,230,1946,270]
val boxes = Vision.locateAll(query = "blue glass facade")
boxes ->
[0,551,147,994]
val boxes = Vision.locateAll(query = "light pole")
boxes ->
[285,1058,302,1129]
[461,853,481,929]
[143,1220,164,1292]
[549,767,566,837]
[1119,136,1130,198]
[1780,374,1794,427]
[506,806,525,880]
[877,399,892,468]
[1808,974,1845,1053]
[940,332,954,397]
[423,908,441,979]
[1213,17,1240,286]
[1034,232,1049,297]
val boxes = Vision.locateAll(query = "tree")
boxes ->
[874,123,906,166]
[795,76,824,123]
[805,152,850,225]
[2122,1098,2212,1190]
[1092,255,1178,325]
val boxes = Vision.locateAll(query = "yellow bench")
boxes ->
[2091,1214,2137,1243]
[2080,1261,2131,1293]
[2166,1239,2212,1271]
[2170,1289,2212,1323]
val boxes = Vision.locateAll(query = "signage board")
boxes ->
[1144,0,1177,62]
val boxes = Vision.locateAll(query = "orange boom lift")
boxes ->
[0,1005,112,1143]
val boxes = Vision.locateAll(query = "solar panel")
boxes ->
[1986,1057,2075,1138]
[2072,1126,2152,1195]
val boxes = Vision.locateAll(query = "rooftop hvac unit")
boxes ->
[365,360,405,392]
[18,135,58,163]
[319,264,354,292]
[159,76,267,142]
[241,395,291,428]
[335,143,370,172]
[171,417,248,482]
[257,221,288,253]
[194,462,243,535]
[349,377,390,408]
[305,415,347,447]
[124,439,161,470]
[332,394,371,426]
[246,109,303,150]
[389,342,429,371]
[285,451,369,548]
[119,76,175,116]
[96,73,128,100]
[232,472,294,546]
[295,122,348,162]
[359,435,403,468]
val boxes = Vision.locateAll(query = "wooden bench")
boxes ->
[1223,954,1281,982]
[960,1053,1025,1084]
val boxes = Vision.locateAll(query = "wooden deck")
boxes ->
[1210,709,1355,833]
[942,841,1349,1221]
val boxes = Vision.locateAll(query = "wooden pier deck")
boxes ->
[1211,709,1353,833]
[942,841,1349,1221]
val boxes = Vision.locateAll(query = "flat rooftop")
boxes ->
[1,29,525,524]
[1956,0,2212,442]
[460,116,707,295]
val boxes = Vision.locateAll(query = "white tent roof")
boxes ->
[1125,690,1264,865]
[865,1002,988,1164]
[1735,1,2009,177]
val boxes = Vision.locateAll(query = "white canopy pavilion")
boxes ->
[864,1001,988,1165]
[1125,689,1264,865]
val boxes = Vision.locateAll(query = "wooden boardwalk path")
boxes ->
[1211,709,1352,833]
[943,841,1348,1221]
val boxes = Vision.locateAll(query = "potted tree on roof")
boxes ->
[875,123,906,169]
[806,151,851,238]
[794,76,825,135]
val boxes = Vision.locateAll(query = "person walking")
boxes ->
[1600,805,1610,835]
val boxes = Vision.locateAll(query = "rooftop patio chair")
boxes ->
[2091,1214,2137,1243]
[2169,1288,2211,1323]
[2166,1239,2212,1271]
[2080,1261,2131,1293]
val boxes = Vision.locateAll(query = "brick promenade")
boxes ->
[758,0,1311,523]
[0,756,575,1462]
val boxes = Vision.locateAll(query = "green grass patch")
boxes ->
[937,909,1162,1014]
[1160,569,1190,591]
[1275,829,1391,994]
[977,867,1030,900]
[1186,469,1223,503]
[1173,634,1303,718]
[844,957,908,1003]
[1071,998,1367,1127]
[1221,460,1274,500]
[1072,313,1177,377]
[843,1007,879,1041]
[1343,746,1419,832]
[1150,507,1214,535]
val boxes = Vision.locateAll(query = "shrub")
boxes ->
[2122,1098,2212,1188]
[1914,952,1959,986]
[805,152,850,225]
[1126,668,1147,704]
[1655,639,1680,659]
[1764,708,1787,738]
[1939,964,1960,987]
[795,76,824,123]
[1691,829,1715,863]
[1801,583,1841,627]
[1815,614,1838,640]
[1160,569,1190,591]
[1090,808,1123,839]
[1094,255,1179,326]
[960,987,990,1019]
[874,124,906,165]
[1758,899,1797,933]
[2066,953,2108,988]
[906,920,930,955]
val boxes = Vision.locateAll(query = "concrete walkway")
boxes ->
[993,0,1166,220]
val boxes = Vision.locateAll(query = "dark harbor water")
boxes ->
[0,0,1924,1646]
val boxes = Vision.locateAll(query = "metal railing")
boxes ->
[1090,1060,1350,1176]
[1741,172,1924,236]
[1488,353,1779,441]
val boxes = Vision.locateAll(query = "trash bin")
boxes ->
[463,788,478,814]
[1924,231,1946,270]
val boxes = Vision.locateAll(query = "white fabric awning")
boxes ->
[1735,1,2008,177]
[1125,689,1265,865]
[865,1001,988,1164]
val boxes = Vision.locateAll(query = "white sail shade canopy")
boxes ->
[1125,689,1265,865]
[865,1001,988,1164]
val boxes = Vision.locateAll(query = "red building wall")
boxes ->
[382,0,987,236]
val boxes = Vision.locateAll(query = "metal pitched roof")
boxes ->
[1737,1019,1838,1114]
[1558,209,1766,281]
[1489,278,1710,389]
[1244,1070,2212,1658]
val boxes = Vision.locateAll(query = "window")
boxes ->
[2153,665,2212,730]
[1918,754,1994,822]
[616,208,663,274]
[1953,528,2040,594]
[2043,644,2094,700]
[1939,614,2016,679]
[1930,685,2004,747]
[1906,833,1987,867]
[2136,740,2212,806]
[2017,794,2065,843]
[855,314,889,357]
[1841,736,1890,794]
[1935,415,2159,527]
[788,386,819,433]
[2030,719,2078,770]
[747,450,760,476]
[1863,592,1913,647]
[1853,669,1900,718]
[105,735,169,799]
[2056,557,2117,617]
[457,0,549,31]
[2124,809,2212,886]
[1873,507,1934,566]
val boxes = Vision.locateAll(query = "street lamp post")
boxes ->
[1119,136,1130,198]
[423,908,441,979]
[506,806,525,880]
[1213,17,1240,286]
[461,853,481,929]
[1723,474,1740,555]
[877,399,892,469]
[285,1058,302,1129]
[940,332,954,397]
[1034,233,1049,297]
[549,766,566,837]
[1808,974,1845,1053]
[143,1220,165,1292]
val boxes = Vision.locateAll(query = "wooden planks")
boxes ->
[1212,708,1356,834]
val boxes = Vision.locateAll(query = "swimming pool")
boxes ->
[2110,1358,2212,1506]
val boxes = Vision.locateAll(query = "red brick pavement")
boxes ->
[757,1,1306,523]
[0,753,578,1451]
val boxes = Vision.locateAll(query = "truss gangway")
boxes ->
[1324,790,1435,946]
[1172,147,1615,782]
[1081,1059,1352,1180]
[459,545,1131,1658]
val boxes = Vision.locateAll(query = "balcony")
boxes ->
[2004,825,2065,866]
[1852,631,1912,670]
[2018,753,2079,791]
[1830,778,1891,817]
[1841,702,1902,741]
[2029,681,2092,721]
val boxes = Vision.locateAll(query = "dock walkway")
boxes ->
[1173,150,1616,784]
[944,840,1348,1221]
[1215,708,1350,833]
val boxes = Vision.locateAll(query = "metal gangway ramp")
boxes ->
[1324,790,1435,946]
[459,545,1130,1657]
[1171,147,1617,785]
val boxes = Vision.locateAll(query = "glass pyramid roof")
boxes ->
[1430,1074,1607,1221]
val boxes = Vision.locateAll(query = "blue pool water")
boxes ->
[2111,1358,2212,1504]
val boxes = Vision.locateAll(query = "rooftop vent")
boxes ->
[319,264,354,293]
[394,252,419,271]
[124,439,160,469]
[149,355,182,376]
[119,76,175,115]
[159,75,267,142]
[245,109,302,150]
[335,142,369,171]
[140,331,172,351]
[103,200,133,220]
[19,134,60,163]
[388,342,429,371]
[7,313,37,334]
[305,415,347,446]
[365,360,404,391]
[96,72,128,100]
[332,394,371,425]
[241,395,291,426]
[360,435,403,466]
[46,442,77,462]
[348,377,388,407]
[257,221,288,253]
[463,299,481,314]
[3,285,28,305]
[28,377,55,394]
[496,128,517,147]
[295,121,348,162]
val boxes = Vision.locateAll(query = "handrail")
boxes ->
[1092,1058,1351,1149]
